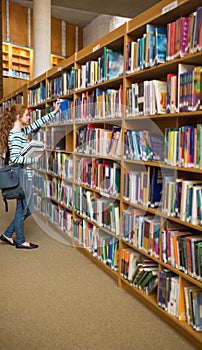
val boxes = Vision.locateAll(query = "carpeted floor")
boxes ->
[0,200,199,350]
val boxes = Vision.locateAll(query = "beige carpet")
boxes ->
[0,200,199,350]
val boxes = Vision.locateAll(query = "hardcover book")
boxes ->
[155,27,167,64]
[21,139,45,157]
[153,80,167,114]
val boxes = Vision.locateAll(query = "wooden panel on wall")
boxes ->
[66,23,76,57]
[51,17,62,55]
[30,8,33,48]
[3,77,25,97]
[1,0,83,67]
[78,27,83,51]
[2,0,6,41]
[9,2,28,46]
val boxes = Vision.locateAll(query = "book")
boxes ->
[127,251,142,283]
[193,291,202,331]
[166,73,177,113]
[139,270,158,290]
[184,285,199,326]
[145,275,158,295]
[147,132,165,161]
[148,167,163,208]
[155,26,167,64]
[196,242,202,279]
[153,80,167,114]
[21,139,45,157]
[103,47,124,81]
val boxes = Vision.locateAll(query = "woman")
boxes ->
[0,102,60,249]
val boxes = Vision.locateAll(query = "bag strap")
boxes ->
[4,151,10,166]
[3,198,24,212]
[4,198,8,212]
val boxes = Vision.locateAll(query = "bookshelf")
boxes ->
[51,54,66,68]
[2,42,9,77]
[2,42,33,80]
[1,0,202,348]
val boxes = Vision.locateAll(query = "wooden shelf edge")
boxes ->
[75,243,118,281]
[120,278,202,350]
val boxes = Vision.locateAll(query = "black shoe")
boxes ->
[0,234,15,246]
[16,242,39,249]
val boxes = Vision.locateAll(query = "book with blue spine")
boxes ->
[155,27,167,64]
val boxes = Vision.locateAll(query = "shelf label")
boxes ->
[162,0,178,14]
[92,44,100,53]
[57,67,62,72]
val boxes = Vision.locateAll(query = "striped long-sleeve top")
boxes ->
[8,111,57,179]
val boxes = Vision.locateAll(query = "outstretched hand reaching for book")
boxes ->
[53,101,60,115]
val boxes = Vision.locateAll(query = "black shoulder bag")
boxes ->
[0,163,25,212]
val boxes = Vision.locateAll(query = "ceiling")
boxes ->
[11,0,161,28]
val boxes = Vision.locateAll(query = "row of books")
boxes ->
[126,79,167,116]
[27,5,202,108]
[124,122,202,170]
[123,170,202,228]
[33,193,46,216]
[123,167,162,209]
[33,172,46,195]
[74,186,120,235]
[28,81,46,107]
[29,63,202,122]
[124,129,164,162]
[162,177,202,225]
[47,200,73,235]
[46,178,73,209]
[126,64,202,117]
[9,70,30,80]
[158,269,202,331]
[121,212,202,281]
[47,67,75,99]
[75,47,124,90]
[177,65,201,113]
[75,125,122,158]
[46,152,73,179]
[74,86,123,121]
[35,157,202,231]
[184,284,202,331]
[167,6,202,60]
[73,220,119,270]
[12,93,24,105]
[126,25,167,73]
[75,158,120,197]
[162,221,202,280]
[126,6,202,73]
[121,251,159,295]
[165,124,202,169]
[30,108,46,123]
[122,211,161,259]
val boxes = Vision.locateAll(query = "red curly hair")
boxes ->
[0,104,27,151]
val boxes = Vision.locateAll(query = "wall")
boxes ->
[83,15,111,48]
[2,0,83,56]
[83,14,130,47]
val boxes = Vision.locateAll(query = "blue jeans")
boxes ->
[4,179,34,244]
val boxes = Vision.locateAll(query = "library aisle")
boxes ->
[0,200,197,350]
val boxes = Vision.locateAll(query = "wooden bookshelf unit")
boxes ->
[51,53,66,68]
[2,41,33,80]
[1,1,202,348]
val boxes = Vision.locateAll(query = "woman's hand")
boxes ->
[53,100,60,115]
